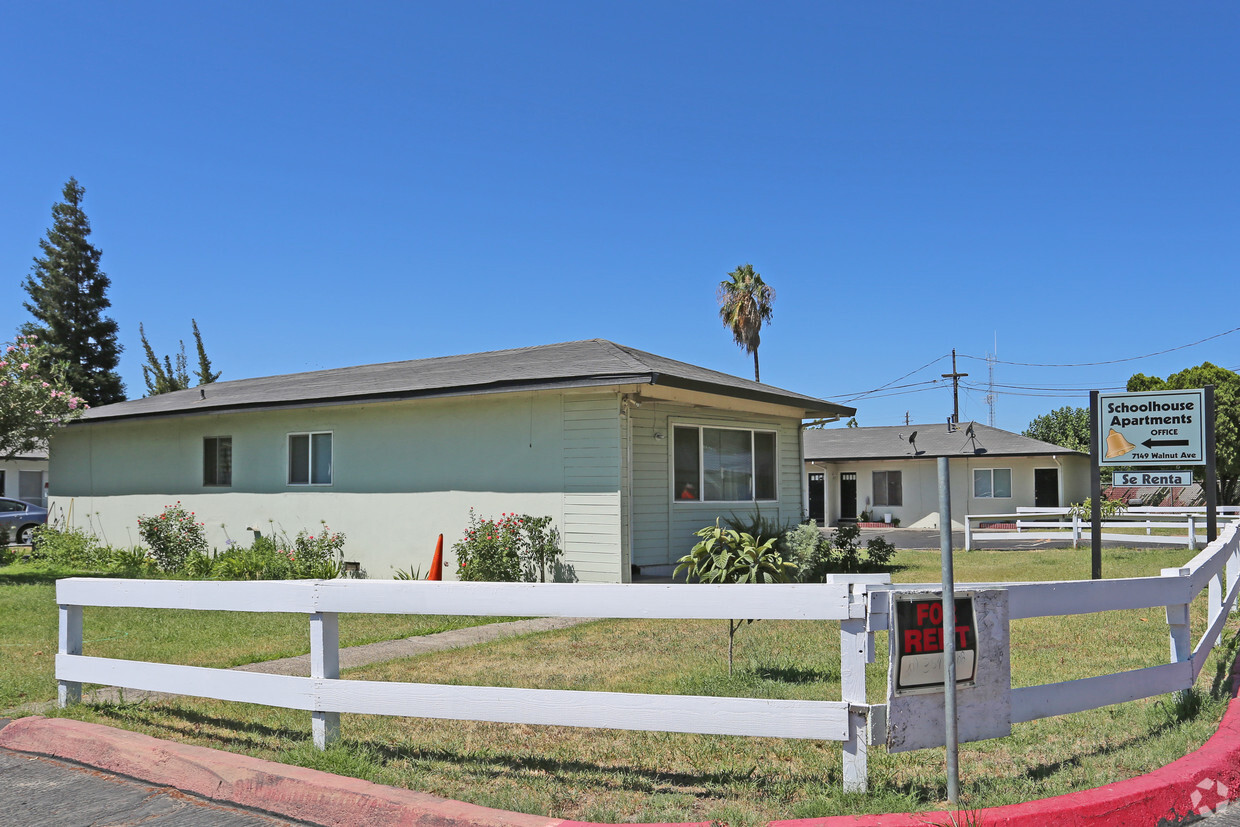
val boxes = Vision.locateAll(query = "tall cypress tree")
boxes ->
[20,178,125,406]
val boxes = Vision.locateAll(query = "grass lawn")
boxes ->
[0,563,512,713]
[24,547,1240,824]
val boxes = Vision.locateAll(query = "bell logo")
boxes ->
[1189,777,1230,817]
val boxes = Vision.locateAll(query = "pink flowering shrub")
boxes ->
[452,509,562,582]
[288,524,346,578]
[453,510,523,581]
[0,335,88,459]
[137,502,207,571]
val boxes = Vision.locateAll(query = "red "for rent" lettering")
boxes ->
[902,625,971,654]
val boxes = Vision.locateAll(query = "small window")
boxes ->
[873,470,902,507]
[203,437,232,486]
[289,432,332,485]
[973,468,1012,498]
[672,426,777,502]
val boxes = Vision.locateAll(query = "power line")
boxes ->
[959,325,1240,368]
[838,354,949,402]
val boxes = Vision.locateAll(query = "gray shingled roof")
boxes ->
[77,339,855,423]
[803,422,1085,461]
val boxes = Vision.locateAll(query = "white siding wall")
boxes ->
[630,402,805,569]
[561,394,623,583]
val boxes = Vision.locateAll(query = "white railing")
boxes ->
[870,520,1240,726]
[55,580,862,778]
[56,523,1240,795]
[965,510,1229,550]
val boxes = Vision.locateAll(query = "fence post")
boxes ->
[1209,570,1223,630]
[1229,543,1239,615]
[310,611,340,749]
[1072,513,1081,548]
[840,585,869,793]
[1188,516,1197,551]
[964,519,972,552]
[1162,567,1192,677]
[58,604,82,707]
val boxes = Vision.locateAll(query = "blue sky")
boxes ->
[2,2,1237,433]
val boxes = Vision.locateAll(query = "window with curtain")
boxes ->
[672,426,777,502]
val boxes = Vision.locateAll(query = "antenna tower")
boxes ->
[984,333,997,427]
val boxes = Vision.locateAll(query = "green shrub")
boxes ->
[453,510,563,582]
[518,515,562,583]
[106,547,157,577]
[1069,497,1128,520]
[288,524,346,578]
[724,510,796,557]
[137,502,207,572]
[674,519,798,675]
[787,522,895,581]
[30,523,108,568]
[208,527,346,580]
[454,510,523,581]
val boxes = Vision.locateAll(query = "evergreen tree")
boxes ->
[139,319,221,396]
[192,319,220,385]
[20,178,125,405]
[139,323,190,395]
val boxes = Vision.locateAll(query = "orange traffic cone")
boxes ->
[427,534,444,581]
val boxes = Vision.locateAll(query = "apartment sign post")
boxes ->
[1090,387,1217,579]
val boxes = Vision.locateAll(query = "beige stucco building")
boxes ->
[49,340,853,581]
[804,422,1090,529]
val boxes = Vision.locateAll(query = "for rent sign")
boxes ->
[894,595,977,694]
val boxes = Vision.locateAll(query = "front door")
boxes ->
[839,472,857,522]
[1034,468,1059,508]
[808,473,825,525]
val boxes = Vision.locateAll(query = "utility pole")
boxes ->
[941,349,969,424]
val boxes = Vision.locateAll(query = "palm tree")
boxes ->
[717,263,774,382]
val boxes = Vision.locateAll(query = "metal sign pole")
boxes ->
[937,456,959,803]
[1090,390,1102,580]
[1206,385,1217,544]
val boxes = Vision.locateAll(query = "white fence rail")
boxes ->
[964,510,1227,550]
[57,523,1240,795]
[55,581,859,758]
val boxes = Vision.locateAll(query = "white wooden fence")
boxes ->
[964,509,1237,550]
[57,522,1240,794]
[55,580,861,762]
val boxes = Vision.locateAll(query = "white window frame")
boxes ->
[288,431,333,486]
[671,424,779,504]
[203,436,233,487]
[973,467,1013,499]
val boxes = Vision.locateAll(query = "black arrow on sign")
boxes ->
[1142,438,1189,449]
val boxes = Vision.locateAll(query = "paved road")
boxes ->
[0,744,312,826]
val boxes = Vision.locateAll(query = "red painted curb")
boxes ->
[2,653,1238,827]
[0,716,559,827]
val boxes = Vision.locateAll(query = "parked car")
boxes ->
[0,497,48,545]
